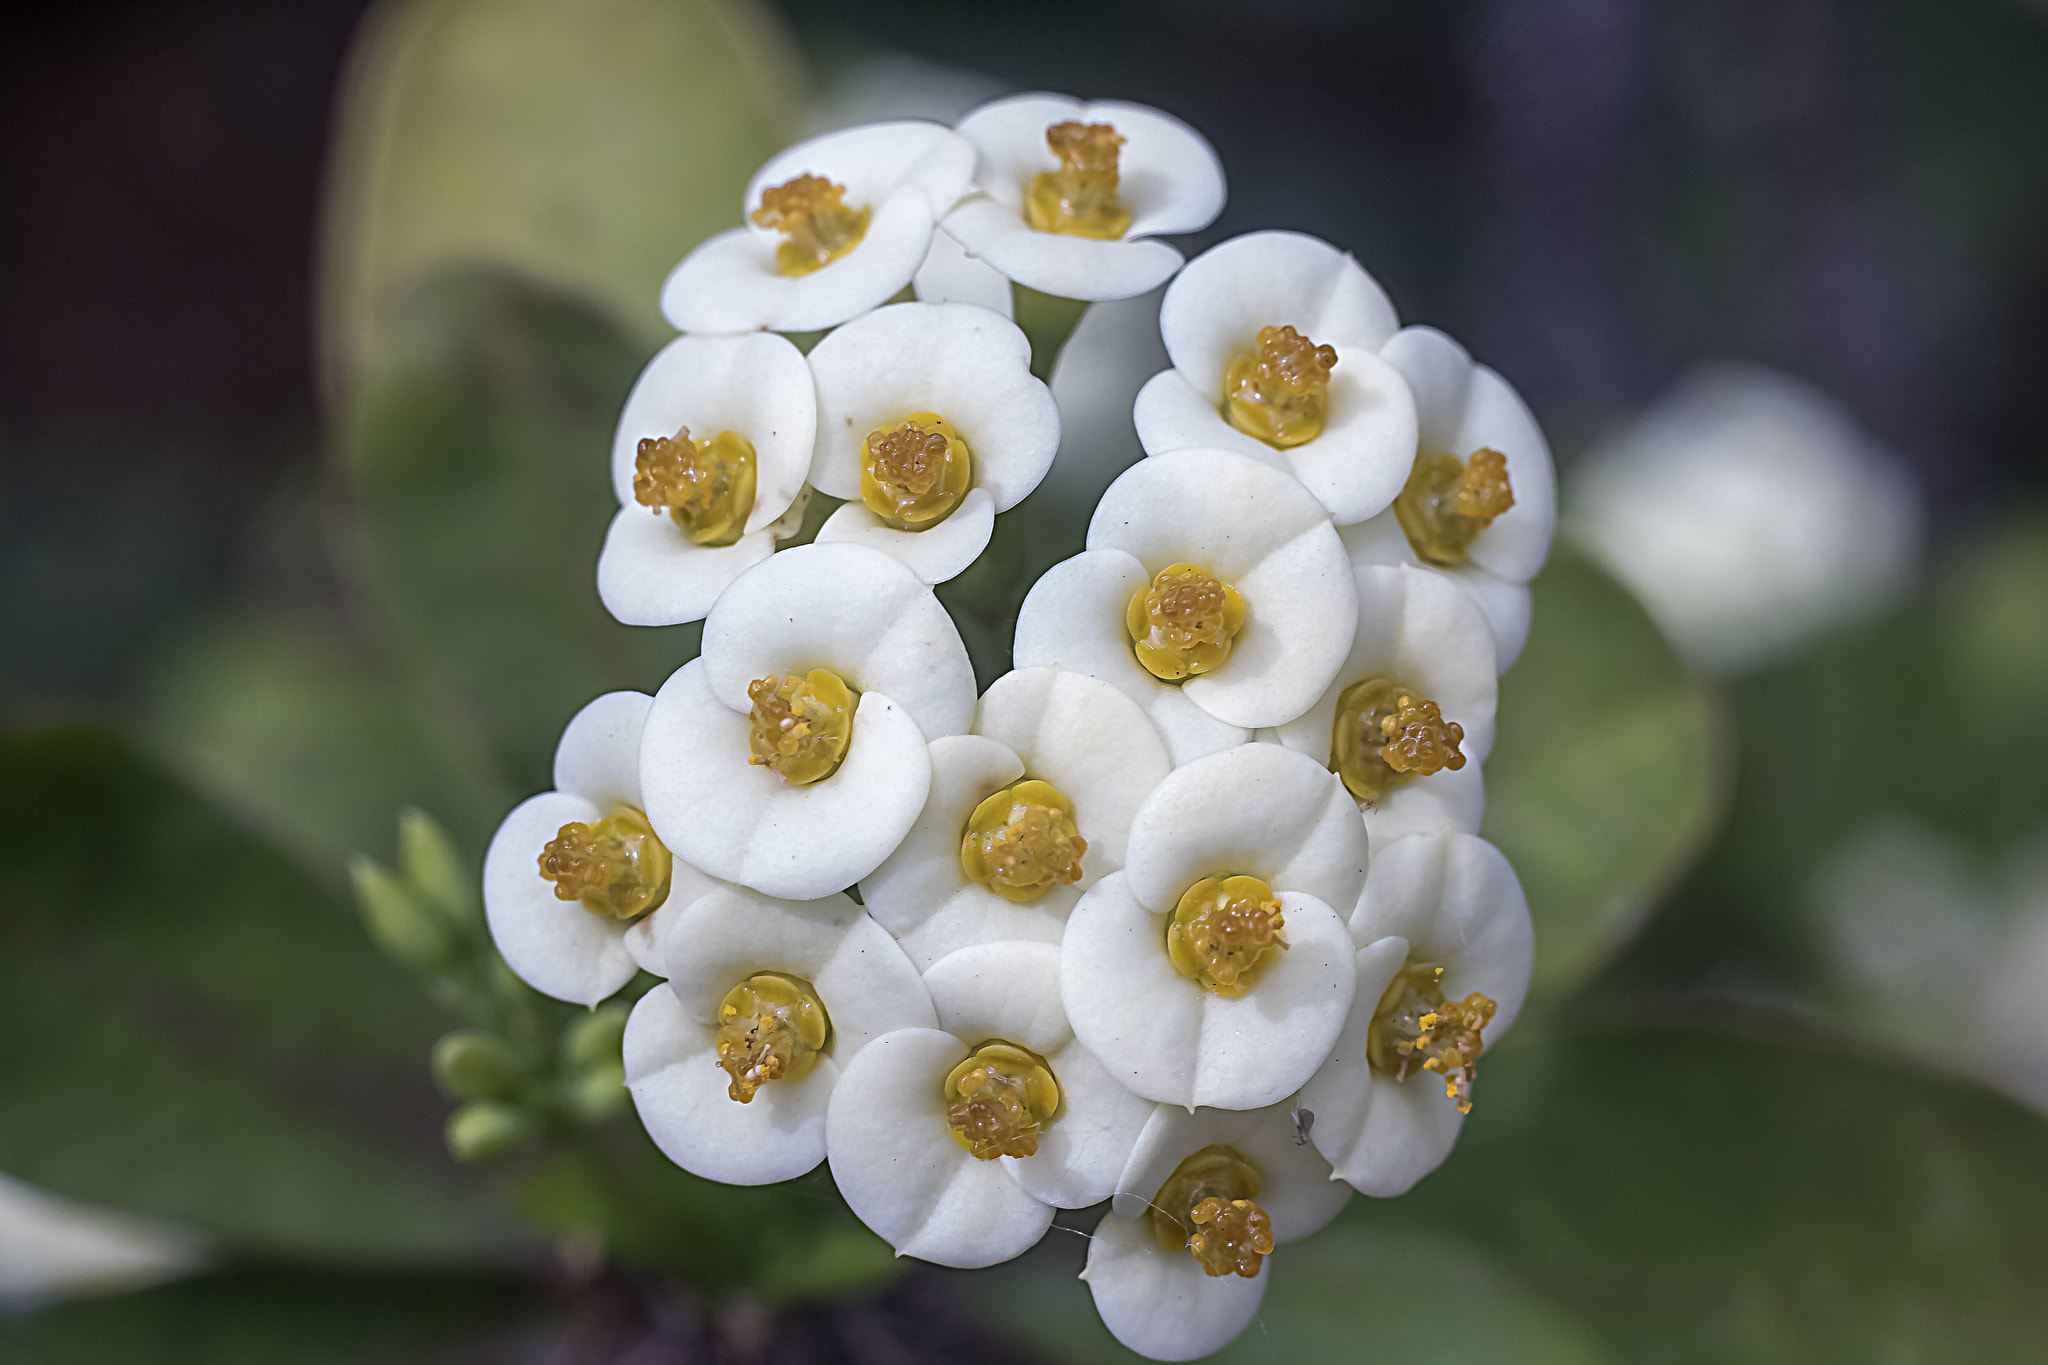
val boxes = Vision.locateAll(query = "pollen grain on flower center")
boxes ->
[1127,563,1247,682]
[751,172,871,277]
[1223,324,1340,449]
[1329,677,1465,805]
[943,1041,1061,1160]
[1147,1145,1273,1278]
[1167,875,1287,997]
[634,426,758,547]
[859,412,974,530]
[537,804,673,922]
[1024,120,1133,240]
[714,971,831,1104]
[1367,959,1495,1114]
[1393,447,1516,568]
[960,779,1088,904]
[747,669,857,786]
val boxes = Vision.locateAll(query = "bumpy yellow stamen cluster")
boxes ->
[537,805,673,921]
[714,971,832,1104]
[1024,121,1133,240]
[1147,1145,1273,1278]
[1393,447,1516,567]
[752,173,871,277]
[859,412,974,530]
[1167,875,1287,998]
[747,669,856,786]
[1127,563,1248,682]
[633,428,758,547]
[960,780,1088,903]
[1366,960,1496,1114]
[1328,677,1466,805]
[943,1041,1062,1160]
[1222,324,1340,448]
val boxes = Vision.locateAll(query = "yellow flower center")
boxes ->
[751,173,871,277]
[1392,447,1515,567]
[1126,563,1248,682]
[1222,325,1339,448]
[1328,677,1467,805]
[960,779,1088,904]
[1366,959,1496,1115]
[1147,1145,1273,1278]
[746,669,857,786]
[859,412,974,530]
[943,1040,1062,1160]
[536,804,673,922]
[714,971,831,1104]
[1166,875,1287,998]
[633,427,757,547]
[1024,120,1133,240]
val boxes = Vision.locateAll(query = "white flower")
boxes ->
[912,227,1015,317]
[1133,231,1420,525]
[826,941,1153,1267]
[808,302,1060,584]
[861,665,1172,970]
[1340,326,1556,671]
[624,886,934,1185]
[1084,1102,1351,1362]
[1301,827,1533,1197]
[485,691,721,1007]
[1061,744,1366,1111]
[943,93,1225,302]
[1565,362,1921,673]
[660,121,976,334]
[638,543,977,900]
[1013,447,1358,761]
[596,333,816,626]
[1271,563,1498,843]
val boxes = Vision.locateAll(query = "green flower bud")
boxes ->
[398,807,475,929]
[446,1102,534,1162]
[562,1004,630,1072]
[432,1030,522,1102]
[349,855,452,970]
[564,1062,629,1125]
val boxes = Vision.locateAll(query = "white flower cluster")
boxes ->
[484,92,1547,1362]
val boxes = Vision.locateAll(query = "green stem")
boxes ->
[1012,284,1091,382]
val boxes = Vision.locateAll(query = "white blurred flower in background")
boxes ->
[1566,363,1923,674]
[0,1176,204,1308]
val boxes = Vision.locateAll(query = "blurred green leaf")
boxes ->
[346,269,699,793]
[144,614,508,879]
[0,1268,523,1364]
[320,0,800,393]
[1482,552,1727,995]
[0,724,519,1265]
[514,1125,898,1303]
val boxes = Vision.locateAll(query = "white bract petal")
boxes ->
[1364,757,1486,843]
[1304,830,1535,1196]
[660,122,975,333]
[1271,563,1498,820]
[597,332,815,627]
[1122,744,1372,920]
[860,667,1171,969]
[1157,231,1399,395]
[807,303,1059,555]
[630,887,933,1186]
[912,226,1014,317]
[639,659,932,900]
[1061,873,1354,1110]
[943,93,1225,301]
[486,692,716,1005]
[1087,449,1357,729]
[699,542,977,740]
[826,1028,1054,1267]
[1088,1102,1348,1361]
[813,489,996,585]
[1012,549,1250,766]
